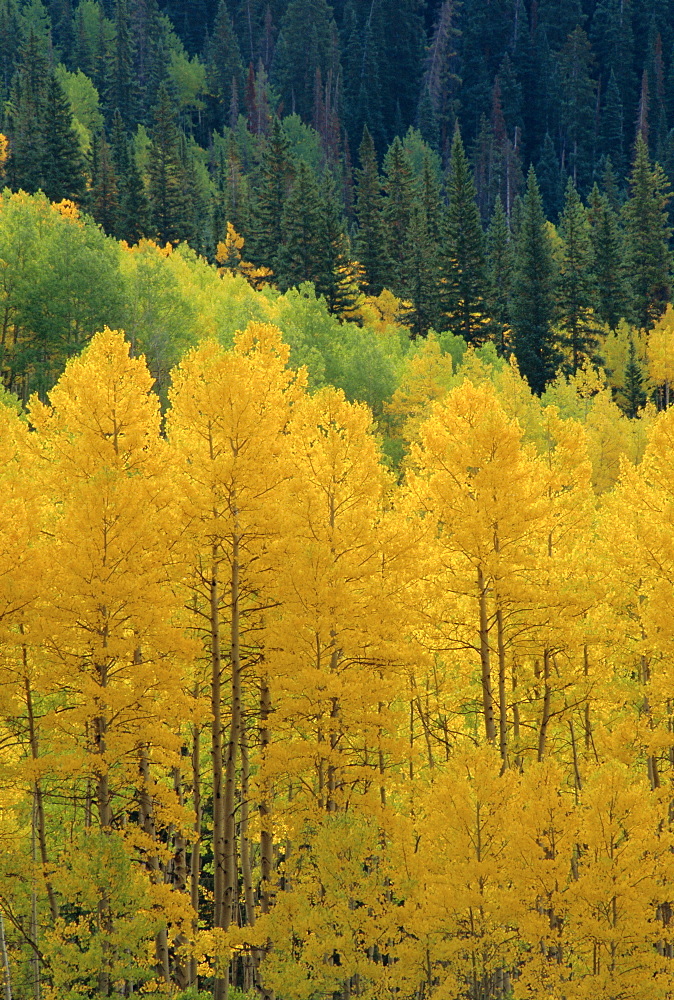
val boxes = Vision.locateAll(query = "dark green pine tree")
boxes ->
[375,0,425,141]
[402,202,442,339]
[341,0,386,154]
[382,136,414,293]
[6,31,50,195]
[620,337,647,416]
[536,132,564,222]
[247,118,294,274]
[42,74,87,203]
[600,69,625,179]
[277,160,322,291]
[120,151,150,244]
[272,0,340,121]
[557,26,596,195]
[623,134,672,329]
[486,195,513,356]
[314,171,361,318]
[556,178,599,374]
[587,183,628,330]
[590,0,637,118]
[439,127,490,345]
[510,166,560,394]
[354,126,391,296]
[91,131,121,235]
[105,0,136,126]
[148,84,193,245]
[205,0,244,131]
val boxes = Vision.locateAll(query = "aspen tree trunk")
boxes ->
[240,725,256,928]
[511,660,521,768]
[94,653,112,998]
[30,795,39,1000]
[139,747,170,985]
[0,912,11,1000]
[223,525,242,928]
[172,767,189,991]
[477,566,496,742]
[583,645,592,753]
[211,553,226,935]
[537,650,552,762]
[258,673,274,917]
[189,721,202,989]
[495,606,508,766]
[24,675,58,921]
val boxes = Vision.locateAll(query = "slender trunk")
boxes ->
[190,721,202,989]
[258,673,273,917]
[477,566,496,742]
[0,912,11,1000]
[172,767,189,991]
[512,659,521,768]
[210,550,227,1000]
[537,650,552,762]
[139,747,170,985]
[583,645,591,754]
[30,795,39,1000]
[240,726,255,928]
[24,674,58,921]
[223,527,242,929]
[495,606,507,766]
[94,656,112,998]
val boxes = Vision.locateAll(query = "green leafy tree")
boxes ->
[440,127,489,344]
[511,166,560,393]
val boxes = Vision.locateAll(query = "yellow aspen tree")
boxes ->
[408,379,548,760]
[28,329,191,995]
[647,303,674,407]
[166,322,305,999]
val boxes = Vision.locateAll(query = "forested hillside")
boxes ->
[2,0,674,395]
[3,3,674,1000]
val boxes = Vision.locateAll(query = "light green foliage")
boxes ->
[168,50,207,112]
[281,114,324,174]
[54,65,103,149]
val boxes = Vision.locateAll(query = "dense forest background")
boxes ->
[2,0,674,400]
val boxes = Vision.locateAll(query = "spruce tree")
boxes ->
[536,132,564,221]
[105,0,136,126]
[558,27,596,194]
[272,0,340,121]
[440,127,490,344]
[354,126,390,296]
[42,74,87,202]
[205,0,244,130]
[623,134,672,329]
[402,202,442,338]
[92,131,121,236]
[382,136,414,292]
[120,151,150,244]
[277,160,322,291]
[148,84,193,245]
[247,118,294,274]
[620,336,647,416]
[557,178,599,373]
[510,166,560,393]
[486,195,513,356]
[600,69,625,178]
[314,171,361,318]
[587,183,628,330]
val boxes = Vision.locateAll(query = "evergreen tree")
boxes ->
[341,0,385,153]
[147,84,193,244]
[314,171,361,318]
[205,0,244,131]
[439,127,489,344]
[42,74,87,202]
[375,0,426,141]
[272,0,340,121]
[120,150,150,243]
[621,336,647,416]
[557,178,599,373]
[590,0,637,116]
[600,69,626,178]
[105,0,136,125]
[247,118,294,273]
[511,166,560,393]
[587,183,628,330]
[486,195,513,356]
[557,26,596,194]
[277,160,322,290]
[623,134,672,328]
[92,131,120,235]
[402,202,442,338]
[354,126,390,296]
[382,136,414,292]
[536,132,564,221]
